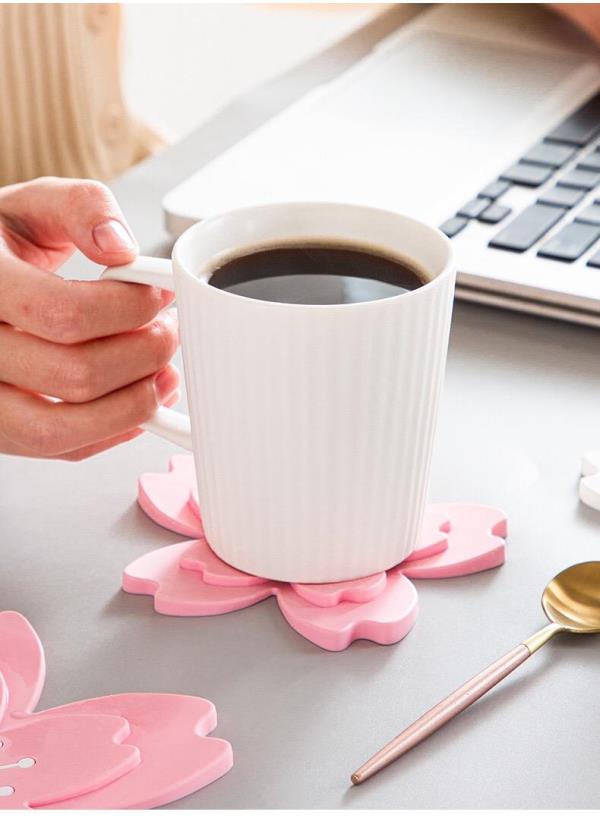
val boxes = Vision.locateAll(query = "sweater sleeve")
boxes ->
[0,3,166,186]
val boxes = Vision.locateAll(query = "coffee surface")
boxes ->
[208,243,427,305]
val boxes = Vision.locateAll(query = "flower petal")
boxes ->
[180,539,268,587]
[0,611,45,720]
[291,572,387,607]
[276,573,418,651]
[189,482,201,519]
[123,542,274,615]
[30,694,232,809]
[0,713,139,808]
[0,675,6,727]
[401,503,506,579]
[403,506,450,563]
[138,455,202,538]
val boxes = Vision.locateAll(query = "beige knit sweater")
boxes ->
[0,3,164,186]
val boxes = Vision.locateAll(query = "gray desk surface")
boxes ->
[2,7,600,809]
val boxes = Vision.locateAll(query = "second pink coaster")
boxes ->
[127,455,507,651]
[0,611,232,808]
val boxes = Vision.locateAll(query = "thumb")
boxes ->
[0,176,139,266]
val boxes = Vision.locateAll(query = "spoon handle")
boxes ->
[351,643,531,785]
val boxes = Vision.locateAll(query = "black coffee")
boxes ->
[208,243,427,305]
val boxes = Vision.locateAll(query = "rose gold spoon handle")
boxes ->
[351,623,561,785]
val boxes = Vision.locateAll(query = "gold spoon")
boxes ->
[351,560,600,785]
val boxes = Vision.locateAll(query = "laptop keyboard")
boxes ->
[488,204,562,252]
[440,90,600,265]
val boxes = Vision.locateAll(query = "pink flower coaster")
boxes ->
[0,611,232,808]
[127,455,507,652]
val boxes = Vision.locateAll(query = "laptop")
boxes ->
[162,4,600,327]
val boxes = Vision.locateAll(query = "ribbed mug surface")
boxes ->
[174,204,455,582]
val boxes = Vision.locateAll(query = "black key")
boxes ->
[457,198,490,218]
[557,167,600,190]
[478,203,511,224]
[500,162,553,187]
[489,203,565,253]
[545,91,600,146]
[522,142,576,168]
[537,185,585,209]
[439,216,468,238]
[586,249,600,267]
[537,221,600,262]
[479,180,510,200]
[577,150,600,172]
[575,204,600,225]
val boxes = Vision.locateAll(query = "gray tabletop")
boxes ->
[2,7,600,809]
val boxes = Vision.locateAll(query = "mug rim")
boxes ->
[172,201,454,310]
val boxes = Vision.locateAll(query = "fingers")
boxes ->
[0,252,173,343]
[53,428,146,462]
[0,177,138,266]
[56,391,180,461]
[0,309,178,402]
[0,177,174,343]
[0,176,182,462]
[0,364,180,458]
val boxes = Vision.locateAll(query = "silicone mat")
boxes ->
[125,456,507,651]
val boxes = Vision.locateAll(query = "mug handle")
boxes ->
[100,256,193,451]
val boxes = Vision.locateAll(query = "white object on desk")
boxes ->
[580,450,600,511]
[103,202,455,583]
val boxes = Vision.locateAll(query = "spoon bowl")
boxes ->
[542,560,600,633]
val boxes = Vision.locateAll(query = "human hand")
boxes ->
[0,177,180,460]
[553,4,600,45]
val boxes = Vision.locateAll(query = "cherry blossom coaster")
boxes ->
[0,611,232,809]
[125,456,507,651]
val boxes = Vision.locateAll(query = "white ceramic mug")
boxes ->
[102,203,455,583]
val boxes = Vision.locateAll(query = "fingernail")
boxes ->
[153,367,179,404]
[92,219,136,253]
